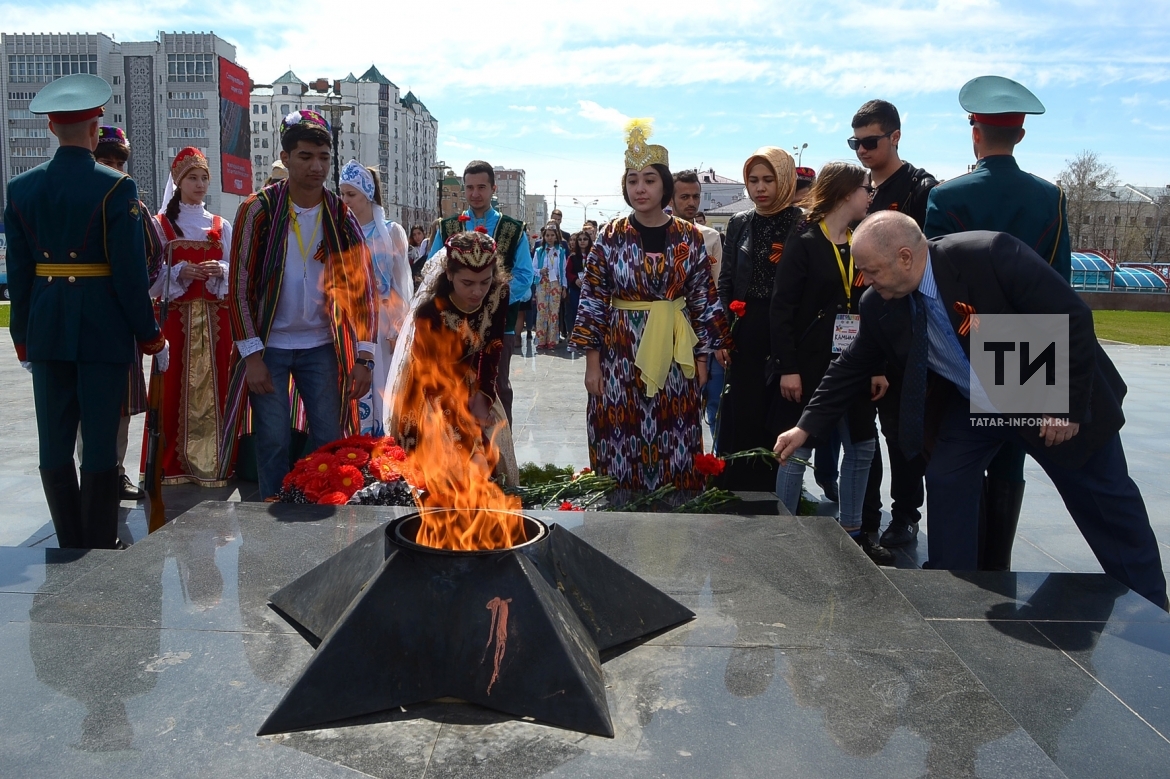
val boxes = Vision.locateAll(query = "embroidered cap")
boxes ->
[796,166,816,183]
[446,229,499,270]
[280,109,331,136]
[171,147,209,183]
[97,125,129,149]
[624,118,669,171]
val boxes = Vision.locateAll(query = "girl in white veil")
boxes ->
[338,160,414,435]
[384,230,518,485]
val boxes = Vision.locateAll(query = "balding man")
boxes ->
[773,212,1165,607]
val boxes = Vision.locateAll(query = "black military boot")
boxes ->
[80,468,125,550]
[979,478,1026,571]
[40,463,84,548]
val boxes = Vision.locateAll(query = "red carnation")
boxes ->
[558,500,584,512]
[335,447,370,467]
[207,228,222,243]
[458,214,471,223]
[369,455,404,482]
[474,225,488,233]
[729,300,747,317]
[318,491,350,505]
[694,453,726,477]
[333,465,365,498]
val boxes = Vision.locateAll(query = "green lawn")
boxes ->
[1093,310,1170,345]
[0,304,8,329]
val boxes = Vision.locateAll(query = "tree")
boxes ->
[1059,150,1118,248]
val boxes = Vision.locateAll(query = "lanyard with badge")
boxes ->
[820,220,861,354]
[289,201,323,319]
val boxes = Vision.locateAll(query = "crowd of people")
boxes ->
[5,72,1166,609]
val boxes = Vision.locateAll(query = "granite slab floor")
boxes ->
[0,502,1087,779]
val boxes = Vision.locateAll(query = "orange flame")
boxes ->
[394,307,525,551]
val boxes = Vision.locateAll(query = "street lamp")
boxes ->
[573,197,599,224]
[321,94,354,194]
[553,179,558,210]
[430,160,447,222]
[792,143,808,166]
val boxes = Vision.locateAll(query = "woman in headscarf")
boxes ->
[385,229,518,484]
[715,147,804,490]
[570,120,730,491]
[339,160,414,435]
[145,147,234,485]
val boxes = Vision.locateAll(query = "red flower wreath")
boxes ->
[694,453,726,478]
[334,447,370,467]
[332,464,364,499]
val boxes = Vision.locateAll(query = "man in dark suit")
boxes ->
[5,74,166,549]
[774,211,1166,608]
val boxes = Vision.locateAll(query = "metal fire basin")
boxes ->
[260,511,694,738]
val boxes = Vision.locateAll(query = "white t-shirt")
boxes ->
[266,202,333,350]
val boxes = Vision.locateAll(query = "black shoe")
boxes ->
[856,533,895,566]
[120,474,145,501]
[817,480,840,503]
[880,521,919,548]
[40,463,83,548]
[80,468,124,550]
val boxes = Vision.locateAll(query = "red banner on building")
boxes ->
[218,57,252,195]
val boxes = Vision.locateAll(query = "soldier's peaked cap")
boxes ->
[959,75,1045,128]
[29,73,111,124]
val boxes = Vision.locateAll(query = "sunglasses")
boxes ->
[847,131,893,151]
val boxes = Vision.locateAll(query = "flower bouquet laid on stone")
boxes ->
[275,434,421,506]
[512,448,781,513]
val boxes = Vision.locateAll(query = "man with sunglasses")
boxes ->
[847,100,937,553]
[923,75,1072,575]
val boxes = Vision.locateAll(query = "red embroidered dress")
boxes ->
[145,212,235,486]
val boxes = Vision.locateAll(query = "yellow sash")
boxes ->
[611,297,698,397]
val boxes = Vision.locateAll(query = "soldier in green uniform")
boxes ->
[924,75,1072,572]
[4,74,167,549]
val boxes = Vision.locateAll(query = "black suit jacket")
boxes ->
[798,231,1127,469]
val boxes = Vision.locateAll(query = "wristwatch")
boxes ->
[354,357,375,370]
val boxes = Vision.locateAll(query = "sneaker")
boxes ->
[817,479,840,503]
[879,521,919,548]
[120,474,145,501]
[856,533,895,566]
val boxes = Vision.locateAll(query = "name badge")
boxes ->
[832,313,861,354]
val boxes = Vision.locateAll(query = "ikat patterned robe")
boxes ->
[570,217,730,490]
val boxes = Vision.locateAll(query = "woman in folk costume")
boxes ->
[144,147,235,486]
[715,147,803,490]
[386,229,518,484]
[338,160,414,435]
[532,221,567,349]
[570,120,730,491]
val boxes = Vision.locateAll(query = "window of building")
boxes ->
[113,114,122,123]
[169,91,206,100]
[255,154,263,165]
[8,127,48,138]
[253,121,259,132]
[1114,215,1121,224]
[113,95,121,104]
[113,76,121,85]
[169,127,208,138]
[262,139,269,148]
[167,53,214,83]
[350,140,355,150]
[278,104,288,115]
[167,108,206,119]
[7,53,98,82]
[8,91,37,100]
[253,105,259,115]
[7,108,34,119]
[350,122,355,133]
[254,137,260,148]
[262,105,268,114]
[282,86,289,95]
[1130,216,1138,224]
[1084,215,1091,224]
[262,122,267,131]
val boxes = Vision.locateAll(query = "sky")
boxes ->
[6,0,1170,223]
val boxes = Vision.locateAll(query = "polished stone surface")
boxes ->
[0,502,1076,777]
[885,569,1170,779]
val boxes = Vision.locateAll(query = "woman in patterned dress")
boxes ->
[532,222,567,349]
[144,147,234,486]
[570,121,730,491]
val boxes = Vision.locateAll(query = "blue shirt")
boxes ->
[916,253,995,412]
[428,208,533,304]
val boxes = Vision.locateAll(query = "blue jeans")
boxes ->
[776,417,875,529]
[705,360,725,432]
[814,428,841,489]
[250,344,342,498]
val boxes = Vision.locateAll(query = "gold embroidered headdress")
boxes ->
[445,228,499,270]
[624,118,669,170]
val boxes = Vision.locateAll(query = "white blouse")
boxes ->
[150,201,233,300]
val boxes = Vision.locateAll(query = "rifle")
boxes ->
[143,242,173,533]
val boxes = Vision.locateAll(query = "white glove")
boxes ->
[156,341,170,372]
[20,361,32,373]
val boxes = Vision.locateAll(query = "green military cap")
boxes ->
[959,75,1045,128]
[29,73,111,124]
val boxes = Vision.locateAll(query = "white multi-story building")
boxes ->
[526,194,548,232]
[1,31,245,217]
[249,66,438,226]
[493,167,526,224]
